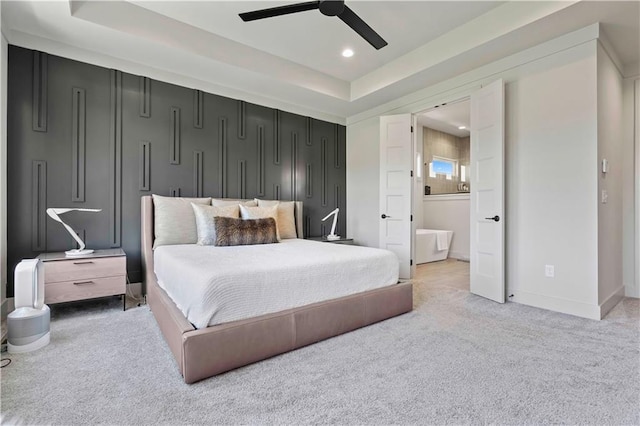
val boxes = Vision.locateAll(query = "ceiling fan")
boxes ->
[239,0,388,50]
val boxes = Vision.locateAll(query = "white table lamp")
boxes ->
[321,208,340,241]
[46,208,101,256]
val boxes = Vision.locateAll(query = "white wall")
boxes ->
[346,117,380,248]
[622,77,639,298]
[504,47,598,315]
[346,28,608,318]
[596,43,625,314]
[422,196,470,260]
[636,79,640,299]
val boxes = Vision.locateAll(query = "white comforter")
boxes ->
[153,239,399,329]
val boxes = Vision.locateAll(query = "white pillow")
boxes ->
[152,195,211,248]
[211,198,257,207]
[255,199,297,239]
[191,203,240,245]
[239,205,280,240]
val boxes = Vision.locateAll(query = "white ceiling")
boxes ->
[130,1,504,82]
[419,100,470,138]
[1,1,638,123]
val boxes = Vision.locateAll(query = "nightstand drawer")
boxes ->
[44,276,126,304]
[44,256,126,283]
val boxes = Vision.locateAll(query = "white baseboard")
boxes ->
[511,291,601,320]
[599,285,626,318]
[448,251,470,261]
[625,282,639,298]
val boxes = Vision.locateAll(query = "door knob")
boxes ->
[485,215,500,222]
[381,214,391,219]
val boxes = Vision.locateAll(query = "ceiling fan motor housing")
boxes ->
[319,0,345,16]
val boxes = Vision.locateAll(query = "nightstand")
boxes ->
[37,249,127,310]
[307,236,355,245]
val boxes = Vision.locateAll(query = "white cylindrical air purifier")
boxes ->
[8,259,51,353]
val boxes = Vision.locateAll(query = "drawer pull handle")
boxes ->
[73,281,95,286]
[73,261,94,265]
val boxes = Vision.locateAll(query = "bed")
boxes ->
[141,195,413,383]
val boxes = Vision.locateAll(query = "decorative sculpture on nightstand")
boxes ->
[321,208,340,241]
[46,208,101,256]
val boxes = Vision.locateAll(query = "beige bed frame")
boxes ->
[141,195,413,383]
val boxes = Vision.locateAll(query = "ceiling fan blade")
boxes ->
[338,5,387,50]
[240,1,320,22]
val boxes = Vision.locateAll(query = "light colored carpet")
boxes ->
[1,267,639,425]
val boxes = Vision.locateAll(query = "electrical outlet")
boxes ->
[601,190,608,204]
[545,265,555,278]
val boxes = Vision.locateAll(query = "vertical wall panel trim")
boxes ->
[335,184,341,235]
[193,151,203,197]
[169,107,181,164]
[291,132,298,201]
[306,117,313,146]
[219,117,228,197]
[32,51,48,132]
[139,142,151,191]
[109,70,123,247]
[31,161,47,251]
[193,90,203,129]
[238,160,246,199]
[306,163,313,198]
[334,124,340,169]
[304,215,311,238]
[238,100,246,139]
[139,77,150,118]
[257,125,265,197]
[274,184,281,200]
[321,137,328,206]
[273,110,281,165]
[71,87,86,202]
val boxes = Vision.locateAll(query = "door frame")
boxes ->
[411,85,505,300]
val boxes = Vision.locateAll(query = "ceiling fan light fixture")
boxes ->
[342,48,354,58]
[239,0,387,50]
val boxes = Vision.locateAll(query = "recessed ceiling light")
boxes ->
[458,126,466,130]
[342,49,354,58]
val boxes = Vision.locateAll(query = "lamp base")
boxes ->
[326,234,340,241]
[65,249,94,257]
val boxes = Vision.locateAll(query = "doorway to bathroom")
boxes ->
[414,98,472,292]
[414,98,471,265]
[380,79,505,302]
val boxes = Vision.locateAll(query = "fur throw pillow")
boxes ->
[214,217,278,246]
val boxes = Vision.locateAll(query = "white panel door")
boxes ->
[380,114,413,279]
[470,79,505,303]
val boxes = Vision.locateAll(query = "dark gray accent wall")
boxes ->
[7,45,347,294]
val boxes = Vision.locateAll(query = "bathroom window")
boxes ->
[429,156,457,180]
